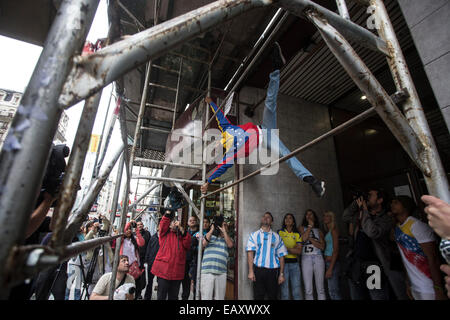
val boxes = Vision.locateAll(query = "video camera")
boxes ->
[36,144,70,208]
[211,215,224,237]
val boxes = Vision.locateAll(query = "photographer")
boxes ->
[112,219,145,299]
[151,209,191,300]
[346,188,407,300]
[200,215,234,300]
[90,255,135,300]
[84,216,114,295]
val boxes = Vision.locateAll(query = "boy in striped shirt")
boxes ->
[200,216,234,300]
[246,212,288,300]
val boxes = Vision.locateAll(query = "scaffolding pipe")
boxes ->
[58,0,274,108]
[201,106,378,199]
[117,0,145,30]
[92,85,114,179]
[306,10,431,177]
[205,10,290,130]
[94,97,121,178]
[108,150,131,299]
[336,0,350,20]
[109,154,125,234]
[129,62,152,192]
[224,8,284,91]
[174,182,200,217]
[131,175,203,186]
[276,0,389,55]
[59,234,124,262]
[134,158,202,170]
[0,0,99,298]
[172,58,183,130]
[50,92,103,249]
[196,67,211,300]
[370,0,449,202]
[129,182,161,209]
[64,144,125,244]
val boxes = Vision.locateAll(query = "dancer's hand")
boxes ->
[205,96,213,104]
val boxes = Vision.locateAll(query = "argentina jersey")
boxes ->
[246,229,288,269]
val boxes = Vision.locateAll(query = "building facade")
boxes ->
[0,88,69,148]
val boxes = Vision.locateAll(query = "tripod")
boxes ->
[80,244,105,300]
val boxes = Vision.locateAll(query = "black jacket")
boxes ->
[144,232,160,269]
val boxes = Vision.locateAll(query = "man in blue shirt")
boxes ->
[246,212,288,299]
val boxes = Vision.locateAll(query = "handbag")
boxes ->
[128,260,144,280]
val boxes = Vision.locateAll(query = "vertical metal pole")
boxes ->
[94,97,121,178]
[171,58,183,130]
[51,91,103,249]
[195,67,211,300]
[188,188,194,218]
[92,85,114,179]
[335,0,350,20]
[129,62,152,179]
[109,154,125,234]
[108,161,129,300]
[0,0,99,298]
[370,0,449,202]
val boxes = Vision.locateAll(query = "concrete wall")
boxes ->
[398,0,450,131]
[236,86,344,299]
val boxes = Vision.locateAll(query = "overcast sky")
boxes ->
[0,1,144,199]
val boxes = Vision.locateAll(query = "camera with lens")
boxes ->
[36,144,70,208]
[130,221,137,229]
[211,215,224,237]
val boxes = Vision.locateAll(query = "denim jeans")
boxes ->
[302,254,326,300]
[325,261,342,300]
[261,70,312,180]
[280,262,303,300]
[65,263,82,300]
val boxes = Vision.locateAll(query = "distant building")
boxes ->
[0,88,69,149]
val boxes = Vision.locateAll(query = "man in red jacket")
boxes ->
[151,209,191,300]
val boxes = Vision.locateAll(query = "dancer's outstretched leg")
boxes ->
[261,42,325,197]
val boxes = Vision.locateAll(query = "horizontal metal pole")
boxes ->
[132,175,203,186]
[149,82,178,92]
[58,234,124,262]
[146,103,179,113]
[134,157,202,170]
[58,0,270,108]
[129,182,161,209]
[277,0,389,56]
[151,64,180,74]
[141,126,171,134]
[201,106,377,199]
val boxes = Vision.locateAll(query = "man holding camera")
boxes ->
[347,188,408,300]
[151,209,191,300]
[200,215,234,300]
[90,255,135,300]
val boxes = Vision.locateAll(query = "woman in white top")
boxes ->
[298,209,326,300]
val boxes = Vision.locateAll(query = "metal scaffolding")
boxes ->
[0,0,448,299]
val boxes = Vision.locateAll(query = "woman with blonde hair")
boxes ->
[323,211,342,300]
